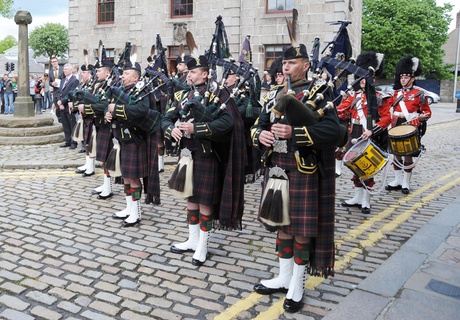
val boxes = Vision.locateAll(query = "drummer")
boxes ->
[339,52,391,214]
[386,56,431,194]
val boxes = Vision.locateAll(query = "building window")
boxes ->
[171,0,193,18]
[267,0,294,13]
[95,48,115,62]
[105,48,115,62]
[168,45,191,74]
[98,0,115,24]
[264,45,286,70]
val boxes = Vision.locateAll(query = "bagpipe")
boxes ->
[180,22,258,123]
[179,59,257,123]
[104,74,168,136]
[267,56,372,152]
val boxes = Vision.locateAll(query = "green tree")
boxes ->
[362,0,454,79]
[29,23,68,60]
[0,0,14,18]
[0,35,17,53]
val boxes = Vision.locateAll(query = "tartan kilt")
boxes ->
[146,133,160,203]
[187,153,220,207]
[82,116,94,146]
[261,148,336,237]
[95,125,113,163]
[120,140,148,179]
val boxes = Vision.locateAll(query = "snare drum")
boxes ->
[388,125,420,156]
[343,139,388,180]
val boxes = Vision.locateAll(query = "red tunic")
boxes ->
[391,87,432,123]
[337,91,391,134]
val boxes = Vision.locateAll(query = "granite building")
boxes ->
[68,0,362,74]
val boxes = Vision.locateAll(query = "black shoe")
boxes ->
[75,169,86,174]
[92,189,102,195]
[192,258,206,266]
[264,225,278,233]
[361,206,371,214]
[283,298,303,313]
[253,284,288,295]
[69,144,77,150]
[82,171,95,177]
[385,184,402,191]
[78,149,86,153]
[341,201,361,208]
[97,193,113,200]
[402,188,410,194]
[170,245,194,254]
[112,213,129,219]
[122,219,140,227]
[60,143,71,148]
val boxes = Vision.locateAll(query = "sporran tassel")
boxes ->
[71,119,84,142]
[259,179,275,221]
[173,164,187,192]
[88,130,97,157]
[169,148,194,198]
[106,140,122,177]
[268,180,284,224]
[259,166,290,227]
[168,163,180,189]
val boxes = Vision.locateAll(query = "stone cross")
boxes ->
[13,11,34,117]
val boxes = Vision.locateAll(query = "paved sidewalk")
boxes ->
[323,196,460,320]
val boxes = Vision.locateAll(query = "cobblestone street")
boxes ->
[1,104,460,319]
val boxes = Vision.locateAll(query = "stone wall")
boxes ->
[68,0,361,73]
[441,80,460,103]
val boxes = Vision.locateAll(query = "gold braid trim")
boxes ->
[293,126,314,146]
[114,105,127,120]
[194,123,212,138]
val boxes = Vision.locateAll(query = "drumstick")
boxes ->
[350,116,420,145]
[351,125,384,144]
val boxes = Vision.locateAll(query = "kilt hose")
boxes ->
[82,116,94,147]
[95,125,113,163]
[261,147,336,275]
[187,153,221,207]
[120,140,148,179]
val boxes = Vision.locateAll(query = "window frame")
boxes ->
[168,45,191,73]
[171,0,193,19]
[264,44,286,71]
[266,0,294,14]
[98,0,115,25]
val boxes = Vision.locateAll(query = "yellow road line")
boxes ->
[336,171,458,247]
[0,171,103,179]
[215,292,265,320]
[215,172,460,320]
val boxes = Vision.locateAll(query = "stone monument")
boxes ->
[0,11,64,145]
[13,10,34,117]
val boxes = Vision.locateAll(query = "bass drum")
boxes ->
[343,139,388,180]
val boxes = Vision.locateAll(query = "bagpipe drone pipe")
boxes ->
[104,69,170,136]
[177,54,257,123]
